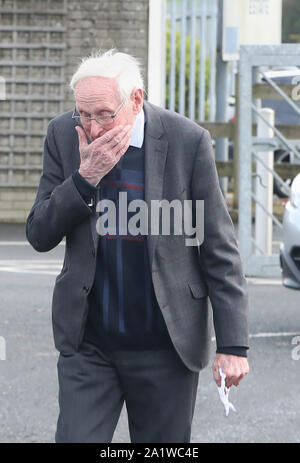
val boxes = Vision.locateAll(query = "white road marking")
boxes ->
[0,259,298,340]
[0,260,62,264]
[0,268,59,275]
[0,261,286,285]
[0,241,65,245]
[0,259,62,275]
[246,277,282,285]
[249,331,300,338]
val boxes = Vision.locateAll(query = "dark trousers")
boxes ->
[55,340,199,443]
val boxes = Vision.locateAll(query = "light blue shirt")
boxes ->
[129,108,144,148]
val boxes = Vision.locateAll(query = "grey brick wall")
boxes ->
[65,0,149,111]
[0,0,149,223]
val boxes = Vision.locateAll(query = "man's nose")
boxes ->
[90,120,105,140]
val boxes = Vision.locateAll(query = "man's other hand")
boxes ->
[213,354,249,388]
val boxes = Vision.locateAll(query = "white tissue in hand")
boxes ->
[217,367,237,416]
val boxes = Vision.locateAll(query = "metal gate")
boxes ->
[166,0,220,121]
[238,44,300,277]
[0,0,67,188]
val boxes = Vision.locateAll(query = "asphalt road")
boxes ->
[0,224,299,443]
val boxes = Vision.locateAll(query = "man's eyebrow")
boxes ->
[76,105,88,113]
[77,105,114,114]
[97,106,114,113]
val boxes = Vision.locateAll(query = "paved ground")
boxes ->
[0,224,299,443]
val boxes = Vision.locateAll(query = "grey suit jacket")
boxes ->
[26,100,249,372]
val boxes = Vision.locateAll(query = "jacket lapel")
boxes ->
[143,101,169,270]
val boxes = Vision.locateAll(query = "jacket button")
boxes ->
[83,286,90,293]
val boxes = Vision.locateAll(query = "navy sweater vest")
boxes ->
[82,135,174,351]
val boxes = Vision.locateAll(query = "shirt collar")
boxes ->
[129,108,145,148]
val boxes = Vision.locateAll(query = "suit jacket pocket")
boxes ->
[55,256,69,283]
[180,188,187,198]
[52,274,87,351]
[188,280,208,299]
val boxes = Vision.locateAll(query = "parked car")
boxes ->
[280,173,300,290]
[227,68,300,198]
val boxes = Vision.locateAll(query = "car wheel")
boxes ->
[273,150,292,198]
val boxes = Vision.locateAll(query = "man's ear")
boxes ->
[131,88,143,114]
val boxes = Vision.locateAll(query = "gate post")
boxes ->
[255,108,274,255]
[238,47,252,270]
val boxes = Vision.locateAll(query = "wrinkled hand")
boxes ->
[76,124,132,186]
[213,354,249,388]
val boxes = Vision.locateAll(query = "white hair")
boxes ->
[69,48,144,100]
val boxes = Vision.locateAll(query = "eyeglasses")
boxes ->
[72,100,126,126]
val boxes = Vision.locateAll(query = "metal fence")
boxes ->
[166,0,219,121]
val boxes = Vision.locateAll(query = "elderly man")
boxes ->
[26,49,249,443]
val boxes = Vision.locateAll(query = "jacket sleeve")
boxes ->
[26,120,93,252]
[191,128,249,349]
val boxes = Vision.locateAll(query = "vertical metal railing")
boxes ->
[178,0,187,115]
[198,0,207,120]
[166,0,218,122]
[188,0,196,120]
[208,0,217,121]
[168,0,176,112]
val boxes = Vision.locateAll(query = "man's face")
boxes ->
[74,76,143,142]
